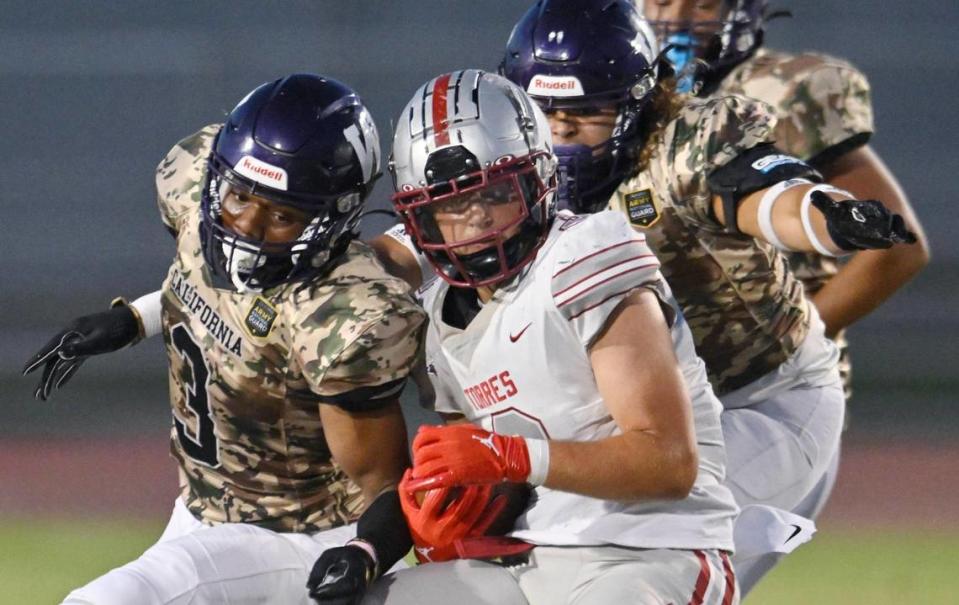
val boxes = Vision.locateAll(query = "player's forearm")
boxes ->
[735,184,845,255]
[543,429,698,501]
[812,245,928,337]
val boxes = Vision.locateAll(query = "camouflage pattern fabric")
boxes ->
[609,95,810,395]
[719,48,873,163]
[155,126,426,533]
[718,48,874,397]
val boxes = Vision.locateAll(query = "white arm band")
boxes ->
[800,184,852,257]
[756,178,813,252]
[345,538,380,579]
[383,223,435,285]
[524,438,550,487]
[130,290,164,338]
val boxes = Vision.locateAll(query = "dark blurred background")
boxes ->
[2,0,956,444]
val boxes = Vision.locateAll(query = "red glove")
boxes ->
[399,469,507,563]
[406,424,531,492]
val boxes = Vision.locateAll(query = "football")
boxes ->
[413,486,464,509]
[412,482,531,535]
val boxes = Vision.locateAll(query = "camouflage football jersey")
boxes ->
[609,95,810,395]
[718,48,874,395]
[154,125,426,533]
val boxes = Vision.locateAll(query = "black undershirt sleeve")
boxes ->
[355,489,412,575]
[316,375,409,412]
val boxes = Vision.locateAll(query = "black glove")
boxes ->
[810,190,917,251]
[22,305,141,400]
[306,544,376,605]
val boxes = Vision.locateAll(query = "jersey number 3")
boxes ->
[171,323,221,467]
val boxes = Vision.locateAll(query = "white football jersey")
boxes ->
[419,210,738,550]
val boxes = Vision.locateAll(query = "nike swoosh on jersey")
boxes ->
[509,322,532,343]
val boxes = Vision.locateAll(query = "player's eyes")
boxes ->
[479,188,514,205]
[545,106,617,121]
[433,196,476,215]
[546,107,595,117]
[223,194,251,214]
[273,210,309,227]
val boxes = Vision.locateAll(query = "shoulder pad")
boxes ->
[666,95,777,178]
[733,51,873,162]
[549,211,661,322]
[156,124,221,233]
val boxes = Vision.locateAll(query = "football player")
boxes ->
[498,0,919,594]
[643,0,930,587]
[23,74,425,605]
[364,69,740,605]
[370,0,918,595]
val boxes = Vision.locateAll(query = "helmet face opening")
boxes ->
[646,0,768,93]
[201,162,349,293]
[392,151,554,289]
[198,74,380,292]
[389,70,558,290]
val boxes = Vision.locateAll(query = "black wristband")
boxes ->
[355,489,412,576]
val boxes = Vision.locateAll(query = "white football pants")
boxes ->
[61,497,378,605]
[363,545,738,605]
[722,372,845,594]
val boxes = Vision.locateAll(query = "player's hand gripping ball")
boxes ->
[406,424,532,491]
[399,469,507,563]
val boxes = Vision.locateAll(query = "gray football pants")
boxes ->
[363,546,738,605]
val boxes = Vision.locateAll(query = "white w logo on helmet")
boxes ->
[343,109,380,183]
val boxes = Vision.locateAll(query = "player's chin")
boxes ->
[451,230,518,257]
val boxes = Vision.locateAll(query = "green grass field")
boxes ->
[2,519,957,604]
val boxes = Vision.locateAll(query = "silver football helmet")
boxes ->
[390,70,557,288]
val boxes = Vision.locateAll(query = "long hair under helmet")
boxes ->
[500,0,659,214]
[645,0,783,94]
[389,70,557,289]
[200,73,380,292]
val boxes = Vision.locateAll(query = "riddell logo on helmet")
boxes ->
[527,75,584,97]
[235,155,289,190]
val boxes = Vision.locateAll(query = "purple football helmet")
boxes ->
[501,0,659,214]
[200,74,380,292]
[645,0,773,94]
